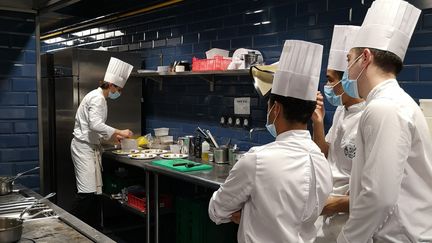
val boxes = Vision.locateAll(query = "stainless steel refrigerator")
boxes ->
[40,48,142,210]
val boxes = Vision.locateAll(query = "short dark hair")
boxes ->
[353,47,403,75]
[334,70,343,80]
[99,81,118,89]
[269,94,316,124]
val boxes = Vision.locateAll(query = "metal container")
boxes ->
[0,179,12,196]
[194,136,202,158]
[214,147,228,164]
[0,218,23,243]
[244,51,259,69]
[0,166,40,196]
[178,136,195,156]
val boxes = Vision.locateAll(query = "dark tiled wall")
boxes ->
[0,11,39,190]
[42,0,432,149]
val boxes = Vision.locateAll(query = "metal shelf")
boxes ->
[131,69,251,92]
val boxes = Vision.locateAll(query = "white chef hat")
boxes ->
[272,40,323,101]
[352,0,421,61]
[328,25,360,71]
[104,57,134,88]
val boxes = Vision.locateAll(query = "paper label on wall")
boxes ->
[234,97,250,115]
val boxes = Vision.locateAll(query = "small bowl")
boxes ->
[154,128,169,137]
[159,136,173,144]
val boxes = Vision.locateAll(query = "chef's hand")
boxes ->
[311,92,325,123]
[116,129,133,138]
[230,210,242,224]
[321,196,349,216]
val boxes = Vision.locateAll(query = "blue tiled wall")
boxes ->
[41,0,432,150]
[0,11,39,190]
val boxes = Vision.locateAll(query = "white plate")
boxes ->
[112,149,141,155]
[137,69,157,73]
[160,153,188,159]
[141,149,168,155]
[128,153,157,160]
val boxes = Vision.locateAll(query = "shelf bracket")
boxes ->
[146,77,163,91]
[197,75,215,92]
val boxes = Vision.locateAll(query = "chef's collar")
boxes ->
[276,130,311,141]
[345,100,366,113]
[365,79,398,103]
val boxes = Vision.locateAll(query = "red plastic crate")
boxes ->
[127,192,173,213]
[128,192,147,212]
[192,55,232,71]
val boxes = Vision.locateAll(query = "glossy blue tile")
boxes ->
[200,30,218,42]
[317,9,350,25]
[0,148,38,162]
[397,65,418,81]
[297,1,327,15]
[12,78,36,91]
[0,93,26,105]
[405,49,432,65]
[182,33,199,44]
[253,33,278,47]
[307,27,333,40]
[401,83,432,99]
[0,135,28,148]
[0,122,12,134]
[419,66,432,81]
[231,36,252,49]
[0,107,37,120]
[211,39,230,50]
[193,42,211,53]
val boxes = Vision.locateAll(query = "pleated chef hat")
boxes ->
[328,25,360,71]
[104,57,134,88]
[352,0,421,61]
[272,40,323,101]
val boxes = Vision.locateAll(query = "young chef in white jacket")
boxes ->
[70,57,134,225]
[208,40,333,243]
[312,25,365,242]
[336,0,432,242]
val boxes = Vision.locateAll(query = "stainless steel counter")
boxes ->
[0,186,115,243]
[103,152,232,189]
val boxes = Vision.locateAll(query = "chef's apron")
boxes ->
[71,137,103,194]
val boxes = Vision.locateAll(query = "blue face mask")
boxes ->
[265,104,278,138]
[108,90,121,100]
[324,81,343,106]
[341,54,365,99]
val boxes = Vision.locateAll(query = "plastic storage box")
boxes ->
[192,55,232,71]
[127,192,173,213]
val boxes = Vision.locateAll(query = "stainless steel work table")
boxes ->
[102,151,233,243]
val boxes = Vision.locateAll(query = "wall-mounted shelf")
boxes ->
[131,70,251,92]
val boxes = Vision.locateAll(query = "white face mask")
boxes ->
[341,54,366,98]
[266,104,278,138]
[108,90,121,99]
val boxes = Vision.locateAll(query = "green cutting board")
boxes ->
[152,159,212,172]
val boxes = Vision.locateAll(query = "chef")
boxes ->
[208,40,333,243]
[336,0,432,242]
[70,57,134,225]
[312,25,365,242]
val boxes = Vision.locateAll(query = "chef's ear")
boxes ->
[274,101,282,114]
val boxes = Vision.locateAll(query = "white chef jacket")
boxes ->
[326,102,365,195]
[337,79,432,243]
[71,88,115,193]
[73,88,115,144]
[209,130,333,243]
